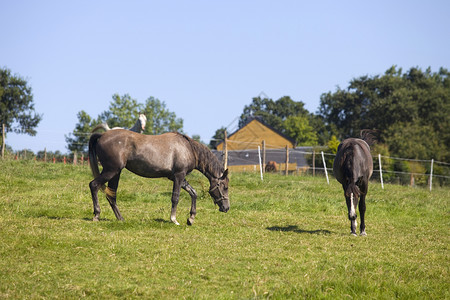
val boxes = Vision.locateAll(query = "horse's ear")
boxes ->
[221,169,229,179]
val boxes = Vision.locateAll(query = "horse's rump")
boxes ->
[340,142,362,198]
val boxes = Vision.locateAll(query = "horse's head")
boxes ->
[139,114,147,132]
[209,169,229,212]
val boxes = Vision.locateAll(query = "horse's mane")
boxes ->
[359,129,377,147]
[179,133,224,178]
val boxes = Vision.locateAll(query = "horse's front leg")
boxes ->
[359,194,367,236]
[170,173,185,225]
[106,172,124,221]
[346,193,358,236]
[182,179,197,226]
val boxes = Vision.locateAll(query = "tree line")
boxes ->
[1,66,449,163]
[212,66,449,163]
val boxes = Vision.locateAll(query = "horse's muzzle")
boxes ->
[219,205,229,213]
[216,197,229,213]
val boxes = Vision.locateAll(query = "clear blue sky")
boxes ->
[1,0,449,152]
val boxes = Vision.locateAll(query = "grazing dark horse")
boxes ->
[333,130,376,236]
[88,129,229,225]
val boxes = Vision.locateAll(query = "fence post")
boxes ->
[262,140,266,173]
[1,123,5,159]
[285,145,289,176]
[429,159,434,192]
[321,151,329,184]
[378,154,384,189]
[73,151,77,165]
[258,146,263,181]
[44,148,47,163]
[312,150,316,176]
[223,130,228,170]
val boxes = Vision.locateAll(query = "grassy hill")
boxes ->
[0,160,448,299]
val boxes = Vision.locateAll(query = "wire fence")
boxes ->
[4,150,88,165]
[5,143,450,189]
[213,147,450,189]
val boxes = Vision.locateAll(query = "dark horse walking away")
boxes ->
[333,130,376,236]
[88,129,229,225]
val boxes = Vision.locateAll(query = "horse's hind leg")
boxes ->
[89,177,105,221]
[106,172,124,221]
[182,179,197,226]
[89,170,122,221]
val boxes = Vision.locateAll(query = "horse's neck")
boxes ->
[201,166,221,183]
[129,120,141,132]
[192,145,223,180]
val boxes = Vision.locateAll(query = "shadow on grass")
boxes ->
[267,225,332,235]
[153,218,171,224]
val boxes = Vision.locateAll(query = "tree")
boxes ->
[98,94,141,128]
[308,114,339,146]
[142,97,183,135]
[191,134,204,145]
[65,110,99,153]
[383,123,445,160]
[238,96,309,132]
[318,66,450,160]
[0,67,42,157]
[283,115,318,146]
[327,135,340,154]
[209,127,226,149]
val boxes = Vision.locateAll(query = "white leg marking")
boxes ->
[170,215,180,226]
[350,193,356,218]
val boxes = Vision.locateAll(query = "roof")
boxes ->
[216,118,296,151]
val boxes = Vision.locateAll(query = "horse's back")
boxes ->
[95,130,195,178]
[333,138,373,183]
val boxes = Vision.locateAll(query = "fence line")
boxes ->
[5,143,450,188]
[218,146,450,189]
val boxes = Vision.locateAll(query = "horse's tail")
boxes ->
[91,123,111,133]
[89,133,106,192]
[360,129,377,146]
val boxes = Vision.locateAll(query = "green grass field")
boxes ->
[0,160,448,299]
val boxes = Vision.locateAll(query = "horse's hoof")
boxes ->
[93,217,100,222]
[187,217,194,226]
[350,232,357,236]
[171,219,180,226]
[360,231,367,236]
